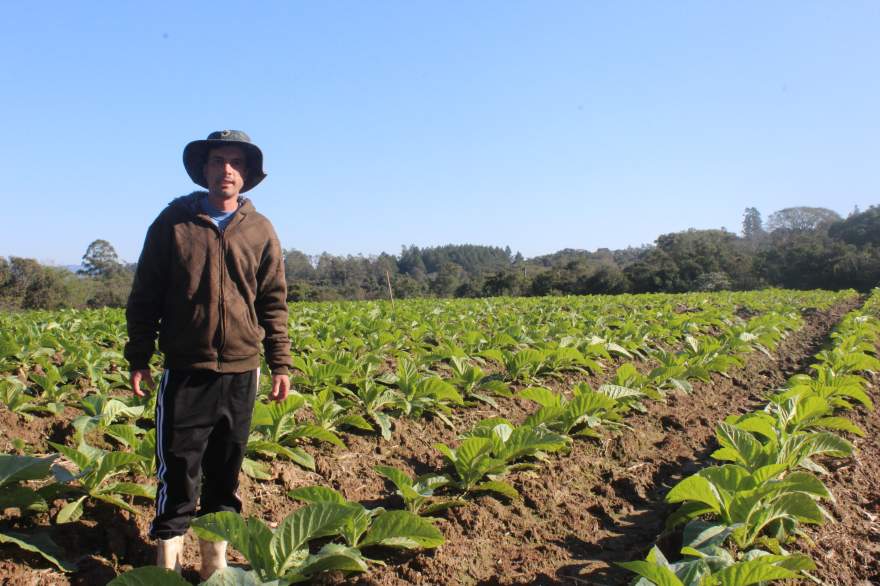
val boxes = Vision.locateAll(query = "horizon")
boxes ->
[31,206,854,270]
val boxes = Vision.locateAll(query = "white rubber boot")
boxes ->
[156,534,184,573]
[199,539,228,580]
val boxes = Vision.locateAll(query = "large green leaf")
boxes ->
[681,520,734,551]
[597,384,644,401]
[240,457,272,480]
[201,567,264,586]
[101,482,156,499]
[616,560,684,586]
[524,404,567,429]
[104,423,143,447]
[712,557,798,585]
[771,553,816,572]
[88,452,145,489]
[714,423,764,468]
[288,424,345,448]
[292,543,369,579]
[338,413,373,431]
[750,464,787,484]
[249,401,273,428]
[359,510,444,549]
[778,471,831,499]
[570,387,618,413]
[434,442,456,463]
[797,432,853,460]
[478,349,505,365]
[667,501,718,529]
[107,566,190,585]
[374,465,421,501]
[271,503,357,576]
[413,472,452,494]
[0,529,77,572]
[415,377,463,404]
[247,440,315,471]
[287,485,347,504]
[812,416,865,436]
[494,425,568,463]
[473,480,520,500]
[700,465,756,500]
[56,495,87,524]
[192,510,251,544]
[371,411,393,440]
[794,396,832,423]
[742,492,824,547]
[0,453,57,487]
[451,437,493,470]
[481,379,512,397]
[665,475,721,513]
[192,512,274,579]
[517,386,561,408]
[50,443,90,475]
[729,413,776,443]
[92,493,139,515]
[0,486,48,512]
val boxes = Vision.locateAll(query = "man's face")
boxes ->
[203,145,248,198]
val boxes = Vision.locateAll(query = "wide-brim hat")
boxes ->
[183,129,267,193]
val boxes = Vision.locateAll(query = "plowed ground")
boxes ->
[1,299,877,585]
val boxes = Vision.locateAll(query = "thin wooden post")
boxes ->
[385,270,395,308]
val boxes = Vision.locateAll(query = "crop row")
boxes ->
[108,291,839,583]
[620,288,880,585]
[0,289,854,584]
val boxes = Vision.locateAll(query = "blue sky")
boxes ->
[3,1,878,265]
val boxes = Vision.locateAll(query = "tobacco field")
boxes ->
[0,289,878,585]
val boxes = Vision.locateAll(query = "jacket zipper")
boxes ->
[217,228,226,370]
[201,202,243,372]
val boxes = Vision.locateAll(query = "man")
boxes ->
[125,130,292,579]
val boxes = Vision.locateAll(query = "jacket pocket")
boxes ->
[159,301,213,357]
[221,295,264,358]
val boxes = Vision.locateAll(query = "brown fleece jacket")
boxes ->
[125,191,292,375]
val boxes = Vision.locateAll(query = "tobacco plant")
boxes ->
[49,441,155,522]
[72,394,145,441]
[305,387,374,435]
[0,376,41,415]
[665,463,829,550]
[374,465,461,516]
[447,355,511,407]
[336,367,398,440]
[244,395,335,476]
[0,453,76,572]
[288,485,445,549]
[191,490,443,585]
[709,421,852,475]
[382,359,463,425]
[192,504,369,583]
[435,419,567,500]
[520,384,630,438]
[619,543,815,586]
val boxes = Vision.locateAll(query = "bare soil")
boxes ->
[792,368,880,586]
[2,298,877,586]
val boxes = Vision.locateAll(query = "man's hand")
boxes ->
[131,369,155,397]
[270,373,290,402]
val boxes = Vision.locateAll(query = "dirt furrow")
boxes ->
[339,300,859,585]
[0,299,861,585]
[792,370,880,586]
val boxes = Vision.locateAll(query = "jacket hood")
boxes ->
[168,191,254,216]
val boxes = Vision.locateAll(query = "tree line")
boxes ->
[2,205,878,310]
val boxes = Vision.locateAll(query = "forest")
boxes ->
[2,205,878,310]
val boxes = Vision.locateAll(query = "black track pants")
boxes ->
[150,368,258,539]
